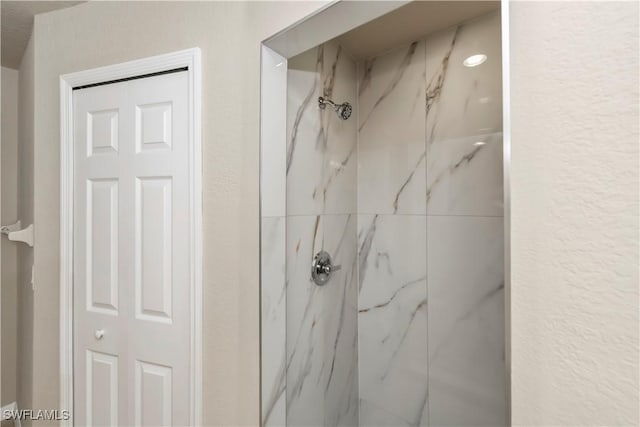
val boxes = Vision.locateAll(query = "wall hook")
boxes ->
[1,221,34,247]
[1,220,21,234]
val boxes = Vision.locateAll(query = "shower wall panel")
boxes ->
[357,11,505,426]
[357,215,429,426]
[261,216,287,426]
[263,10,504,427]
[286,44,357,216]
[358,40,427,216]
[286,214,358,426]
[426,216,505,425]
[425,13,503,217]
[285,41,359,426]
[357,40,429,426]
[425,12,505,426]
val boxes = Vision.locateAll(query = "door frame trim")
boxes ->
[59,48,202,426]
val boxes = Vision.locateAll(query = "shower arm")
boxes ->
[318,96,352,121]
[318,96,338,110]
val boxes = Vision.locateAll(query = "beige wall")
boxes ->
[1,36,35,420]
[1,66,19,405]
[31,2,326,425]
[17,33,35,420]
[23,0,639,425]
[509,1,639,425]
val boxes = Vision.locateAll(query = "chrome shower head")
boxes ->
[337,102,352,120]
[319,96,352,121]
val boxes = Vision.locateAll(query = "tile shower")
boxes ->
[262,11,505,427]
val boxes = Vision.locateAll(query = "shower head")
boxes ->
[337,102,353,120]
[318,96,352,120]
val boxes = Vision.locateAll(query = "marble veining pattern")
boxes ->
[261,217,287,427]
[427,216,506,426]
[286,214,359,426]
[424,12,506,425]
[358,41,427,215]
[287,42,357,216]
[358,215,428,426]
[355,10,504,427]
[425,12,503,216]
[261,11,504,427]
[283,39,359,427]
[426,132,503,215]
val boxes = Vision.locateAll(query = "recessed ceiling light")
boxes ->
[463,54,487,67]
[474,141,486,146]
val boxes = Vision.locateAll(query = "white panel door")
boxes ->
[74,71,191,426]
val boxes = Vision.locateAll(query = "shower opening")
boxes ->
[260,1,509,425]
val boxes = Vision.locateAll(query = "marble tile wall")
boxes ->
[357,11,505,426]
[358,40,427,215]
[357,38,429,426]
[425,12,506,426]
[427,216,505,426]
[286,214,359,426]
[357,215,429,426]
[261,217,287,426]
[282,40,359,427]
[425,12,504,216]
[261,46,288,427]
[262,10,504,427]
[287,42,357,216]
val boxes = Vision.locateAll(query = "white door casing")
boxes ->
[60,49,202,427]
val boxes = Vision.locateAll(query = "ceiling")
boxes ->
[336,1,500,60]
[0,1,499,68]
[1,1,84,69]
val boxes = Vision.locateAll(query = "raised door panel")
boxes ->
[86,179,119,315]
[135,360,173,427]
[86,351,118,427]
[136,102,173,152]
[135,177,173,323]
[87,109,119,156]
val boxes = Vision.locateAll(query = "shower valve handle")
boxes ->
[324,264,341,273]
[322,263,341,274]
[312,250,340,286]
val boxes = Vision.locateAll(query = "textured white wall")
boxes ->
[31,2,327,425]
[510,2,639,425]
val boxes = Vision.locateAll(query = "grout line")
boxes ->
[272,213,504,218]
[355,56,361,425]
[356,213,504,218]
[281,213,357,217]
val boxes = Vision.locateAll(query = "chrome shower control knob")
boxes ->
[311,250,341,286]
